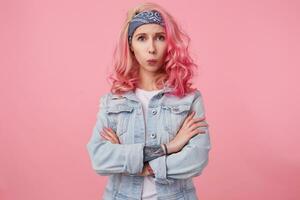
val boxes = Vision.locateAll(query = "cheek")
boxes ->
[159,43,167,53]
[133,51,144,63]
[131,45,145,62]
[159,45,168,59]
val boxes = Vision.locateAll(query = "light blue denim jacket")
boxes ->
[86,85,211,200]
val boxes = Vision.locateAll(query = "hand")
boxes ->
[137,162,153,176]
[166,111,208,154]
[121,163,154,177]
[100,128,154,177]
[99,127,120,144]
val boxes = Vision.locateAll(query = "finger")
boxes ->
[106,128,120,143]
[182,111,195,127]
[107,127,116,134]
[103,132,118,144]
[104,128,119,144]
[188,116,207,127]
[100,132,114,142]
[186,117,197,128]
[101,129,116,142]
[187,116,206,128]
[103,127,121,144]
[102,132,118,144]
[185,112,200,128]
[190,129,206,137]
[190,121,208,131]
[108,127,121,144]
[191,116,206,123]
[99,127,109,136]
[186,111,195,121]
[99,132,106,139]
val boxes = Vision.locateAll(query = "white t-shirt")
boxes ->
[134,87,163,200]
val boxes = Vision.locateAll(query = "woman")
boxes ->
[86,2,211,200]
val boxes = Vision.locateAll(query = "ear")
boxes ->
[129,44,134,53]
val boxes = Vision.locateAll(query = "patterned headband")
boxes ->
[128,10,165,43]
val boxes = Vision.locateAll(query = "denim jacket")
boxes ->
[86,85,211,200]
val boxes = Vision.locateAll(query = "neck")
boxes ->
[137,69,164,91]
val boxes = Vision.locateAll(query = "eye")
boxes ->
[157,35,165,41]
[137,36,145,41]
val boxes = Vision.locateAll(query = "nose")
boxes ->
[148,39,156,54]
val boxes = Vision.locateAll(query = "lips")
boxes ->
[147,59,158,62]
[147,59,158,65]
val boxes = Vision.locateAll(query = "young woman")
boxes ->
[87,2,211,200]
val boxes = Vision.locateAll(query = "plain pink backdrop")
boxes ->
[1,0,299,199]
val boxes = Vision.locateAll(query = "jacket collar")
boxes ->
[111,84,174,102]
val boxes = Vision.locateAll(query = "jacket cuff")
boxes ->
[148,155,175,184]
[125,143,145,174]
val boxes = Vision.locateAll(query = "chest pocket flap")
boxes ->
[106,104,134,114]
[162,104,191,137]
[105,104,134,136]
[163,104,191,114]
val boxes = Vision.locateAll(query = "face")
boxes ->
[130,23,167,74]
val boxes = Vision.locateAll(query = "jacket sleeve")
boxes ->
[148,90,211,184]
[86,94,145,176]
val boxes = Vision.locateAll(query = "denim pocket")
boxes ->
[106,104,134,136]
[161,104,191,137]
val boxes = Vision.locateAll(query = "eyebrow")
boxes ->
[134,32,166,38]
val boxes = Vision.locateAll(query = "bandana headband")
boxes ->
[128,10,165,43]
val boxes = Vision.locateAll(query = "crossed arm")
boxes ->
[100,127,167,163]
[86,91,211,184]
[144,144,167,162]
[99,127,167,176]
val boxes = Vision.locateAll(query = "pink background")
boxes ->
[1,0,299,199]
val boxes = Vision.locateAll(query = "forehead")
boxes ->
[133,24,165,35]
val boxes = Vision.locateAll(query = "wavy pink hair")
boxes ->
[107,2,198,97]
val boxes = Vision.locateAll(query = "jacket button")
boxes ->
[152,109,157,115]
[150,133,156,139]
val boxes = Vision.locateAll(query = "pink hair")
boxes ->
[107,2,198,97]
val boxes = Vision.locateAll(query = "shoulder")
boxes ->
[160,89,201,113]
[191,88,203,102]
[97,92,112,107]
[166,88,202,102]
[97,91,130,108]
[187,88,202,100]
